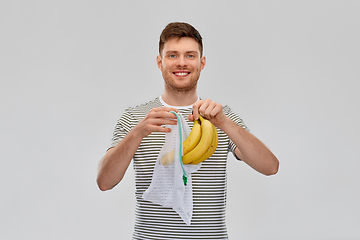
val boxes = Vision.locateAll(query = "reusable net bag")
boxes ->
[142,111,201,225]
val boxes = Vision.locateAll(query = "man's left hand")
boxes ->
[189,98,227,129]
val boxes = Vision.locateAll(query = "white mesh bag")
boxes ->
[142,111,201,225]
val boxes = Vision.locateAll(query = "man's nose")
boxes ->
[177,56,187,67]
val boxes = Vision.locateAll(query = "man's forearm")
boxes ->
[220,117,279,175]
[97,129,143,191]
[97,107,179,191]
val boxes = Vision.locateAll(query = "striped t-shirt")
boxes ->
[109,97,248,240]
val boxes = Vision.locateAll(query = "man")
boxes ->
[97,22,279,239]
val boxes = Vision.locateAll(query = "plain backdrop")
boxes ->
[1,1,359,239]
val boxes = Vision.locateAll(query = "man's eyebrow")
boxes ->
[185,51,198,54]
[165,50,199,55]
[165,50,178,54]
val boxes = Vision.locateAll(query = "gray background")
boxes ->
[1,1,359,239]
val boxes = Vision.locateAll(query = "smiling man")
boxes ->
[158,36,205,99]
[97,22,279,240]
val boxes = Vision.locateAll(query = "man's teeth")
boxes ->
[174,72,189,76]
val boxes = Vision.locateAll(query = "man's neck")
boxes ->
[161,90,198,107]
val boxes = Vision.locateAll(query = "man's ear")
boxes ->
[156,55,163,71]
[200,56,206,71]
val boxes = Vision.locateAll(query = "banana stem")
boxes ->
[170,111,187,186]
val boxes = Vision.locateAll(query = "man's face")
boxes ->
[157,37,206,93]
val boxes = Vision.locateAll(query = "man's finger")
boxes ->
[192,100,204,120]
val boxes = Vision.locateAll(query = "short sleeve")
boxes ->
[223,105,249,160]
[108,108,133,150]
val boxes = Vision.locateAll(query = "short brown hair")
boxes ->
[159,22,203,57]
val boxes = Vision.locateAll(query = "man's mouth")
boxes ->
[173,71,190,77]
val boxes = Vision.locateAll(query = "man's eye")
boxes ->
[188,54,195,58]
[169,54,177,58]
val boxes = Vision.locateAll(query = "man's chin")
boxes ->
[166,82,197,92]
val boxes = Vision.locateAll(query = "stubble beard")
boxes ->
[162,70,200,93]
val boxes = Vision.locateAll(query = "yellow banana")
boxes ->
[207,124,218,158]
[190,124,218,164]
[182,115,214,164]
[160,118,201,165]
[182,119,201,155]
[160,150,175,165]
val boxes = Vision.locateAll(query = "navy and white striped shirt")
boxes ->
[109,97,248,240]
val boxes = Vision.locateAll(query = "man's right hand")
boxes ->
[134,107,179,138]
[97,107,179,191]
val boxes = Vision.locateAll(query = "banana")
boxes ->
[182,115,214,164]
[160,118,201,165]
[182,119,201,155]
[160,150,175,165]
[160,114,218,165]
[207,124,218,158]
[190,124,218,165]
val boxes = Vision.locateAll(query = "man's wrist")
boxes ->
[219,116,247,140]
[128,125,146,143]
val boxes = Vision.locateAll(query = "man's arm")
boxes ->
[220,117,279,175]
[97,107,178,191]
[97,129,143,191]
[190,99,279,176]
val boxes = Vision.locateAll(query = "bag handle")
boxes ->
[170,111,187,186]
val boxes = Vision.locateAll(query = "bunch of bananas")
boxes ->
[160,115,218,165]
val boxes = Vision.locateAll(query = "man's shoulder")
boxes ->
[222,104,232,114]
[125,97,163,113]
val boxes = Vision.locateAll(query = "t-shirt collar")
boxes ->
[159,95,200,109]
